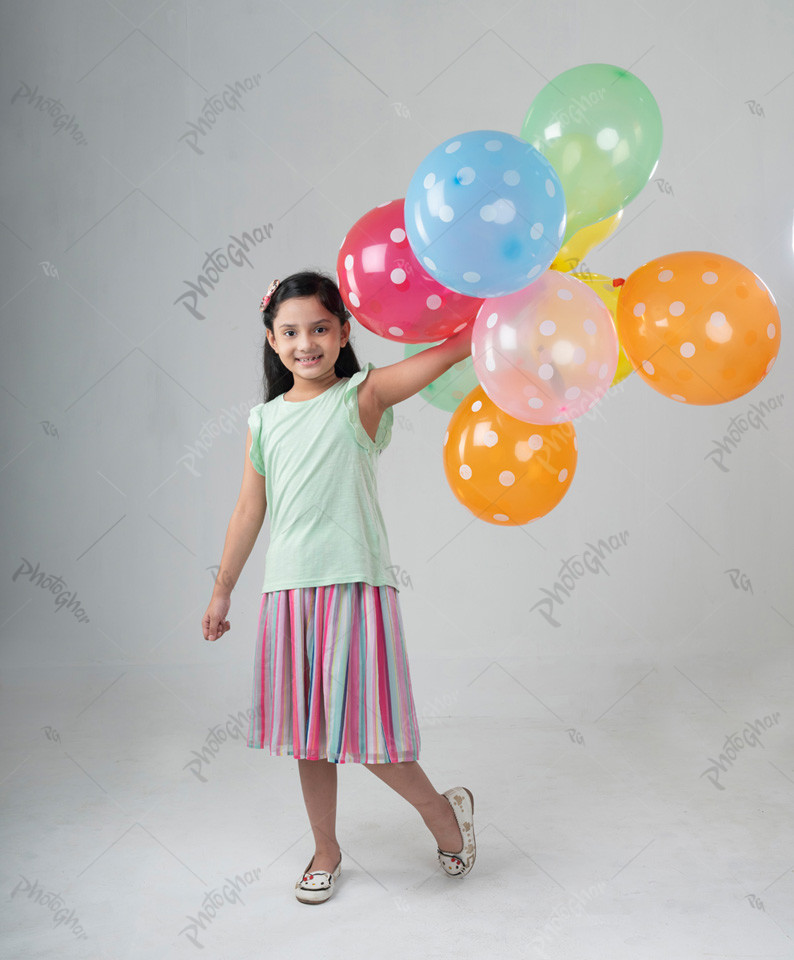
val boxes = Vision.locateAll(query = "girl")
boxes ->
[201,270,476,904]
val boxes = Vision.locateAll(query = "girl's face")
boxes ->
[266,295,350,389]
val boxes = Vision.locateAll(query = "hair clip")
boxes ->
[260,278,280,313]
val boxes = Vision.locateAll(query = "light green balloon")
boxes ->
[403,342,479,412]
[521,63,663,243]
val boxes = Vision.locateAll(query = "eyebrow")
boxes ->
[277,318,332,329]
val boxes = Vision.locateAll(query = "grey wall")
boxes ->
[1,0,792,953]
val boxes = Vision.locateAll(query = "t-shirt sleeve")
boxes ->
[247,405,266,476]
[342,361,393,454]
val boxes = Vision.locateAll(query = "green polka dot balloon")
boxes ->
[403,342,480,412]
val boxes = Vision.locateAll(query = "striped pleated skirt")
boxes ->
[247,582,421,763]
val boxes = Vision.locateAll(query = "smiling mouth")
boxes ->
[296,355,321,363]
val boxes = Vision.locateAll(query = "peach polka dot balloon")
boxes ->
[336,198,483,343]
[471,270,619,425]
[443,385,577,525]
[616,251,781,404]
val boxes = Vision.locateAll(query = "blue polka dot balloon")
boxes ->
[404,130,567,298]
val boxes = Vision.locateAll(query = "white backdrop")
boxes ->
[2,1,792,957]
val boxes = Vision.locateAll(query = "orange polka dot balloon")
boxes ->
[443,385,577,525]
[616,251,780,404]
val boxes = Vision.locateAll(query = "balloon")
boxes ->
[521,63,662,242]
[471,270,619,424]
[570,271,633,386]
[336,198,482,343]
[403,342,480,412]
[551,209,623,273]
[616,251,781,404]
[404,129,566,298]
[443,385,577,525]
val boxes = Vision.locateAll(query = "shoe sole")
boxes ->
[296,892,334,904]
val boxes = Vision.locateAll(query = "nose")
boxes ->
[296,330,316,352]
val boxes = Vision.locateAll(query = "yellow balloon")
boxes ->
[569,271,633,387]
[551,210,623,273]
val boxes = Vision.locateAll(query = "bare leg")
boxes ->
[297,758,342,873]
[363,760,463,854]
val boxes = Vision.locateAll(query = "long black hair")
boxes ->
[260,270,362,402]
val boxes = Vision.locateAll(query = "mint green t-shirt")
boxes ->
[247,362,400,594]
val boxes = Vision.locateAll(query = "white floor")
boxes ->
[2,658,792,960]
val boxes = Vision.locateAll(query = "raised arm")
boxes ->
[364,324,474,410]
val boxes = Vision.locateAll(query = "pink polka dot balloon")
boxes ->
[336,198,483,343]
[471,270,619,424]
